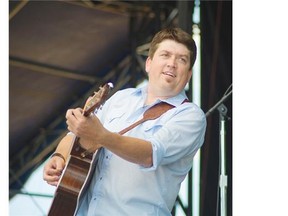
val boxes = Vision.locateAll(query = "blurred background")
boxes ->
[9,1,232,215]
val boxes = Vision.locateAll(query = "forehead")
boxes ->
[156,39,190,56]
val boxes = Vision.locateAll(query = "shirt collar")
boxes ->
[132,85,188,107]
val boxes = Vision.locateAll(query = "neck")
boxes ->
[145,87,171,106]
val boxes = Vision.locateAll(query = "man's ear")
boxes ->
[145,57,152,73]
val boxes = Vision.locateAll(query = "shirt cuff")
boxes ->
[139,139,163,171]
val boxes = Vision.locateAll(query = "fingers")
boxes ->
[65,108,83,119]
[43,172,60,186]
[66,108,86,131]
[43,157,65,187]
[65,107,103,140]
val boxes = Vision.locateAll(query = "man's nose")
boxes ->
[167,57,176,68]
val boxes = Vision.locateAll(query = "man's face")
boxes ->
[145,39,192,97]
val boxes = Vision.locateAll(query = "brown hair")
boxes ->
[148,28,197,70]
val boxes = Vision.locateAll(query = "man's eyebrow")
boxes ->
[178,54,189,59]
[159,50,189,58]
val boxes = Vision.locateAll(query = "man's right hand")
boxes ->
[43,156,65,186]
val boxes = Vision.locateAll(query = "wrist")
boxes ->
[51,152,66,163]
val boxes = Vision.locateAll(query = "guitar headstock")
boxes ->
[83,82,113,117]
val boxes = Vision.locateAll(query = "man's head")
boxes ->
[145,28,196,98]
[148,28,197,70]
[145,28,197,98]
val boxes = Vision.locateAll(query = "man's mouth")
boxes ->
[162,71,176,78]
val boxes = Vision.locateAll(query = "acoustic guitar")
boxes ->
[47,83,113,216]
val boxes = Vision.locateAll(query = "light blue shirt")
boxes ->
[76,85,206,216]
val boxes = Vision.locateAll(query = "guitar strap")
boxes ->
[118,102,173,135]
[118,100,188,135]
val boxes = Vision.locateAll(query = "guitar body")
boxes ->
[48,137,97,216]
[47,83,113,216]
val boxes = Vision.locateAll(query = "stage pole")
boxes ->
[218,104,228,216]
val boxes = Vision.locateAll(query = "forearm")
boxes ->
[101,131,153,167]
[54,134,74,161]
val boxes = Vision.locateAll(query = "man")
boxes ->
[43,27,206,215]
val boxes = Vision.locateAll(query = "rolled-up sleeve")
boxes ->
[140,103,206,171]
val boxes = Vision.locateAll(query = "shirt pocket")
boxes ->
[143,118,164,134]
[143,107,175,134]
[104,110,126,131]
[107,110,125,123]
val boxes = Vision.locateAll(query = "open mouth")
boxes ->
[162,71,176,78]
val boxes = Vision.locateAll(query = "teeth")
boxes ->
[163,72,176,77]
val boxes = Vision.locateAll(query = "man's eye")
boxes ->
[179,57,187,63]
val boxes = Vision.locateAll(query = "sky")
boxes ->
[9,163,55,216]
